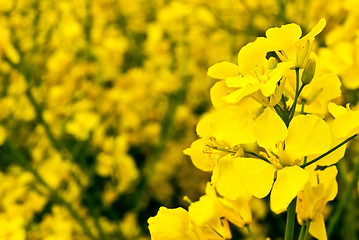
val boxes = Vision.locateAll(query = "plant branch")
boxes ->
[301,134,357,168]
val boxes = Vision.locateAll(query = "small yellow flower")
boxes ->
[234,107,332,213]
[148,207,209,240]
[296,166,338,240]
[329,102,359,139]
[184,106,256,173]
[264,18,326,68]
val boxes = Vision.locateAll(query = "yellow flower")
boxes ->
[208,40,292,105]
[264,18,326,68]
[234,108,332,213]
[188,184,232,239]
[296,166,338,240]
[212,154,251,200]
[148,207,206,240]
[189,183,251,232]
[184,106,256,173]
[329,102,359,139]
[283,60,342,117]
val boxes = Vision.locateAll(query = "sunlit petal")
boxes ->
[233,157,276,198]
[285,114,331,160]
[270,166,309,214]
[208,61,240,79]
[254,107,287,151]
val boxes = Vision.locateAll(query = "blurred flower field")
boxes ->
[0,0,358,239]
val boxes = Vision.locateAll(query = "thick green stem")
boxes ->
[301,134,357,168]
[284,198,296,240]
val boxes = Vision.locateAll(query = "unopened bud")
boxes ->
[268,57,278,70]
[304,87,322,105]
[301,58,316,85]
[296,40,311,68]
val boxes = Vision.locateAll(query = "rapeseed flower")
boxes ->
[296,166,338,240]
[234,107,332,213]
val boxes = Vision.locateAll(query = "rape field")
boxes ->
[0,0,358,239]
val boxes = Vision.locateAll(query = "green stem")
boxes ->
[245,151,271,163]
[298,223,306,240]
[298,220,311,240]
[300,100,305,114]
[274,104,288,124]
[281,95,288,112]
[288,68,300,124]
[298,83,306,96]
[206,144,236,154]
[301,134,357,168]
[246,224,256,240]
[284,198,296,240]
[303,220,311,240]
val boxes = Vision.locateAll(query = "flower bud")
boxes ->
[296,40,311,68]
[268,57,278,70]
[301,58,316,85]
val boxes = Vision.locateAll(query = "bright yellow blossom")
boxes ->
[264,18,326,68]
[148,207,207,240]
[296,166,338,240]
[189,183,252,231]
[329,102,359,139]
[208,40,292,106]
[184,106,256,173]
[234,107,332,213]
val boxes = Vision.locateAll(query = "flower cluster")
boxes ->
[1,0,359,239]
[148,19,359,240]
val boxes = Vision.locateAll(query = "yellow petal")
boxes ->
[183,139,216,172]
[254,107,287,151]
[208,61,240,79]
[196,107,256,146]
[285,114,332,160]
[332,110,359,139]
[302,18,326,41]
[188,195,220,226]
[265,23,302,50]
[148,207,199,240]
[225,75,258,88]
[270,166,309,214]
[328,102,347,118]
[309,214,328,240]
[233,157,276,198]
[260,62,292,97]
[220,197,252,228]
[222,84,261,103]
[312,139,347,166]
[212,155,249,199]
[210,80,231,109]
[237,39,268,74]
[319,166,338,201]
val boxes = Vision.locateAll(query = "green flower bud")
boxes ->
[296,40,311,68]
[268,57,278,70]
[301,58,316,85]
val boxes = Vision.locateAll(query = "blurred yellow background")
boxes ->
[0,0,358,239]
